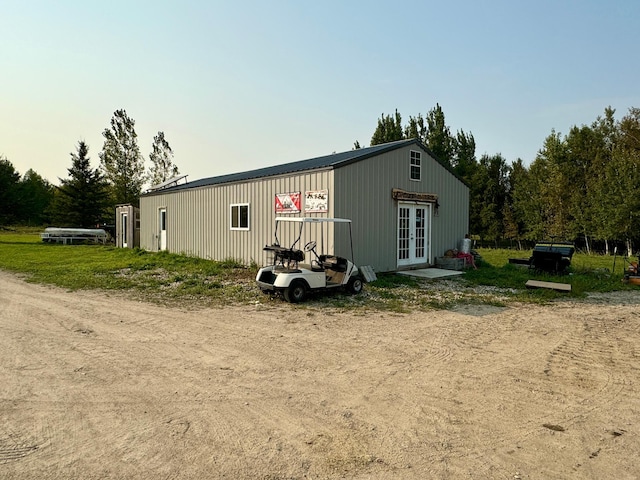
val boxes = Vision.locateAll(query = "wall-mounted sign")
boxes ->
[305,190,328,213]
[392,188,438,203]
[275,192,301,213]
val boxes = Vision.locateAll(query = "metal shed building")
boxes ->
[139,139,469,273]
[115,204,140,248]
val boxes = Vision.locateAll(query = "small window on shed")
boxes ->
[230,204,250,230]
[410,150,421,181]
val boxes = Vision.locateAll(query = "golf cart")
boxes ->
[256,217,364,302]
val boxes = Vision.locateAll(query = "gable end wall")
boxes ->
[333,144,469,272]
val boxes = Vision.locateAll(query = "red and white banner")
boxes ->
[275,192,301,213]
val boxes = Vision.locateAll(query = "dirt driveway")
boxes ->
[1,270,639,479]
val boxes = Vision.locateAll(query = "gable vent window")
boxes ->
[230,203,250,230]
[410,150,421,181]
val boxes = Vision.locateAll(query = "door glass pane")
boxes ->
[399,207,410,260]
[415,208,425,258]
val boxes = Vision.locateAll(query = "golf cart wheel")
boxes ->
[347,276,363,294]
[284,280,307,303]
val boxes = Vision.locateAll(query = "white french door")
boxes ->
[397,203,431,267]
[159,208,167,251]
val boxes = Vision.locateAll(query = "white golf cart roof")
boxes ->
[275,217,351,223]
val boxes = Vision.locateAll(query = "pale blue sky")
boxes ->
[2,0,639,185]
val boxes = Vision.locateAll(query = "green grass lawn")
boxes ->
[0,228,635,310]
[466,248,633,296]
[0,228,258,306]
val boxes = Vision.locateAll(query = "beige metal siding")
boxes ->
[140,170,334,266]
[140,144,468,273]
[334,145,469,272]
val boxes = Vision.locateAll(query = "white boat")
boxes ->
[40,227,109,244]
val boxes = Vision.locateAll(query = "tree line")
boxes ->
[0,109,180,227]
[2,105,639,253]
[360,104,640,253]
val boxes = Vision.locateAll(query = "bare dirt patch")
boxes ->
[1,270,639,479]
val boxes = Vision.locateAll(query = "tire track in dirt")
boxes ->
[452,303,638,479]
[414,306,578,479]
[543,317,630,425]
[0,428,41,465]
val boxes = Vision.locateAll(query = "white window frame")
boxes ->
[410,150,421,181]
[230,203,250,231]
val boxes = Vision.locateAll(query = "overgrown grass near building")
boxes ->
[0,228,635,311]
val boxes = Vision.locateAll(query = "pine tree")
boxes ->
[50,141,110,227]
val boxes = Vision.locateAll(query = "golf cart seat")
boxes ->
[319,255,348,272]
[263,244,305,262]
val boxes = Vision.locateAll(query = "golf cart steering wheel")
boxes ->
[304,241,317,252]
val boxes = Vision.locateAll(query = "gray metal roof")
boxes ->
[143,138,434,195]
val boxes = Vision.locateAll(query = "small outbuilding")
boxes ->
[139,139,469,273]
[115,204,140,248]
